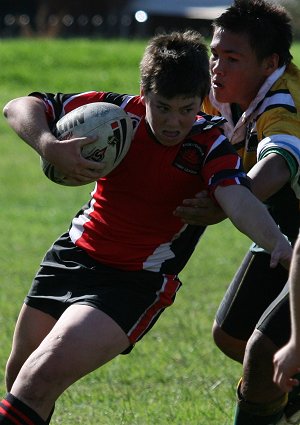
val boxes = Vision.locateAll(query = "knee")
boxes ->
[241,330,283,401]
[212,320,225,349]
[244,330,276,368]
[13,351,66,406]
[212,320,246,363]
[22,350,65,388]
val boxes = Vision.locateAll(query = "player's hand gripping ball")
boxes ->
[41,102,133,185]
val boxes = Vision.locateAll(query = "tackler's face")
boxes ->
[210,28,277,111]
[141,91,201,147]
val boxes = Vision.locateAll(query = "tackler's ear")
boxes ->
[264,53,280,76]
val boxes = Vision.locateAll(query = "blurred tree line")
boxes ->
[0,0,299,39]
[0,0,128,37]
[281,0,300,39]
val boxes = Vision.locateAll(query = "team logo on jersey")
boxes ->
[173,140,204,174]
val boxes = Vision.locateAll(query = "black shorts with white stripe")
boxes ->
[26,232,182,353]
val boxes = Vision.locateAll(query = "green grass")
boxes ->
[0,38,299,425]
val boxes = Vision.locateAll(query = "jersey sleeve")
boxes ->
[255,64,300,198]
[200,131,251,201]
[256,99,300,199]
[29,91,130,129]
[257,134,300,198]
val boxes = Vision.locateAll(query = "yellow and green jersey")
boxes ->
[203,62,300,241]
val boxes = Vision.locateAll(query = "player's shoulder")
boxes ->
[267,63,300,111]
[201,95,220,116]
[256,67,299,124]
[190,112,226,136]
[282,62,300,84]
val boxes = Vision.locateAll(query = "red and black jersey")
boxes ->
[31,91,249,273]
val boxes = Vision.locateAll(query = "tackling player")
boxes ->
[175,1,300,424]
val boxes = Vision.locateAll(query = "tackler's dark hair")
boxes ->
[213,0,293,66]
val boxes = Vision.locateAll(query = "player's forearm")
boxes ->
[247,153,291,201]
[215,185,290,254]
[3,96,56,157]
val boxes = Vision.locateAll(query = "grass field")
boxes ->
[0,38,299,424]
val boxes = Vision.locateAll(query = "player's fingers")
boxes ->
[274,372,289,392]
[269,251,280,268]
[182,194,213,207]
[270,246,291,269]
[274,363,300,392]
[78,135,98,146]
[194,190,209,199]
[81,158,107,173]
[273,363,281,383]
[173,205,200,218]
[289,377,300,388]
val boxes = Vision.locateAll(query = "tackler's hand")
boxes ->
[174,191,226,225]
[273,342,300,393]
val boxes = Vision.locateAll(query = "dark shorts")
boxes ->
[256,283,290,347]
[215,249,290,347]
[26,233,182,352]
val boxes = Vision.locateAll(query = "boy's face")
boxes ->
[210,28,277,111]
[142,91,201,146]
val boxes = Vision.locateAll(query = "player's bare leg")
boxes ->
[6,304,57,391]
[242,330,283,402]
[212,320,247,363]
[233,329,287,424]
[7,304,130,421]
